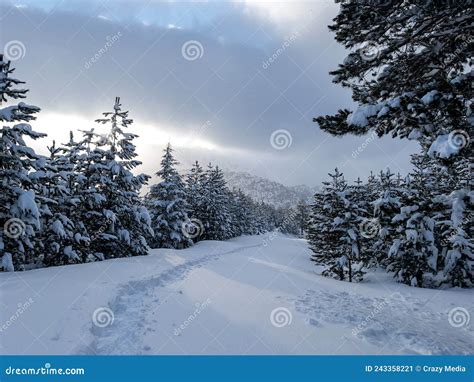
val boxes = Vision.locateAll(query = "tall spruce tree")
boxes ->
[0,55,45,271]
[388,154,439,287]
[308,168,367,282]
[314,1,472,160]
[93,97,152,257]
[146,143,192,249]
[201,164,232,240]
[32,140,82,266]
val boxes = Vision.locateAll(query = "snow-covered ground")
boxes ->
[1,234,472,355]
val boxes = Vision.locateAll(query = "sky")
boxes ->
[0,0,419,187]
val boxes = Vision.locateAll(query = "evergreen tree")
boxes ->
[388,154,439,287]
[201,164,232,240]
[308,169,367,282]
[146,143,192,249]
[295,200,310,237]
[93,97,152,257]
[314,1,472,162]
[32,140,82,266]
[184,160,207,241]
[371,169,402,267]
[0,55,44,271]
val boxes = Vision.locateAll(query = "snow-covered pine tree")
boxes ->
[308,168,367,282]
[371,169,402,267]
[0,55,45,271]
[388,154,439,287]
[229,189,257,237]
[146,143,192,249]
[201,164,232,240]
[254,201,276,234]
[184,160,207,241]
[56,130,109,263]
[432,153,474,288]
[93,97,152,257]
[31,140,82,267]
[295,199,310,237]
[350,177,375,268]
[277,207,299,236]
[314,1,472,161]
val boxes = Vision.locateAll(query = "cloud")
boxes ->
[2,1,418,186]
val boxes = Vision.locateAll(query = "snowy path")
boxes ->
[1,234,472,355]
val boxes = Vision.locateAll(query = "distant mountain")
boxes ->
[224,171,317,208]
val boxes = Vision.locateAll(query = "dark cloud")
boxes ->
[1,1,418,186]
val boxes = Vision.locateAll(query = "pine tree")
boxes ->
[229,189,257,237]
[0,55,44,271]
[184,160,207,241]
[314,1,472,162]
[295,200,310,237]
[201,164,232,240]
[308,169,367,282]
[387,154,439,287]
[146,143,192,249]
[93,97,152,258]
[371,169,402,267]
[32,140,82,266]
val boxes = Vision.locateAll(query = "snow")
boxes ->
[428,133,461,158]
[1,234,472,355]
[346,104,383,127]
[421,90,438,105]
[17,190,40,219]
